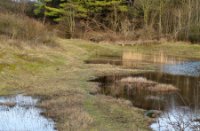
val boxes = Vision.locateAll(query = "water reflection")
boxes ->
[121,52,200,130]
[161,61,200,77]
[122,51,183,65]
[87,51,200,77]
[89,51,184,68]
[97,73,200,110]
[151,107,200,131]
[0,95,56,131]
[88,51,200,130]
[94,72,200,130]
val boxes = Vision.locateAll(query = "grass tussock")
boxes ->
[120,77,152,83]
[0,13,56,47]
[147,84,178,93]
[119,77,178,93]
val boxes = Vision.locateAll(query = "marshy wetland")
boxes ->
[2,0,200,130]
[1,39,200,131]
[89,51,200,131]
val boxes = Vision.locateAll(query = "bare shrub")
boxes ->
[83,31,122,43]
[0,13,56,46]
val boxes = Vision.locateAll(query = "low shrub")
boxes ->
[188,25,200,43]
[177,25,200,43]
[0,13,56,46]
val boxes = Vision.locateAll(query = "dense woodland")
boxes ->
[1,0,200,43]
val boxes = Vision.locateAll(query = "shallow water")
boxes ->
[95,73,200,130]
[95,73,200,110]
[161,61,200,76]
[151,107,200,131]
[88,51,200,131]
[86,51,200,77]
[0,95,56,131]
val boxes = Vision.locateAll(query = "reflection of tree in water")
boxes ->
[152,88,200,131]
[152,107,200,131]
[96,72,200,130]
[194,81,200,114]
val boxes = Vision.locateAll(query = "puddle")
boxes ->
[93,72,200,130]
[86,51,200,76]
[88,51,184,65]
[0,95,56,131]
[122,51,183,64]
[88,51,200,130]
[161,61,200,76]
[94,72,200,109]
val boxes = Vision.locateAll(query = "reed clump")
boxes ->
[119,77,178,93]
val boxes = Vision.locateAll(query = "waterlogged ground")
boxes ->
[89,51,200,131]
[3,39,200,130]
[0,95,56,131]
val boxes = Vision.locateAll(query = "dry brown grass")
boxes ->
[39,90,93,130]
[120,77,152,83]
[0,13,56,47]
[147,84,178,93]
[119,77,178,93]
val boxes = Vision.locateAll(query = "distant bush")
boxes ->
[0,0,16,13]
[188,25,200,43]
[0,13,56,46]
[177,25,200,43]
[0,0,35,15]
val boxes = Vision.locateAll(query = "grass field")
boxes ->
[1,38,200,130]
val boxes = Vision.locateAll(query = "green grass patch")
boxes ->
[0,63,16,72]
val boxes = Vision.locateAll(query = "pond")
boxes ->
[88,51,200,131]
[0,95,56,131]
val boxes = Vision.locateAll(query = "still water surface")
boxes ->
[0,95,56,131]
[90,51,200,131]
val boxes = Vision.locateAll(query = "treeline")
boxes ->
[33,0,200,42]
[1,0,200,42]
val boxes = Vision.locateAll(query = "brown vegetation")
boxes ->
[147,84,178,93]
[0,12,56,47]
[119,76,178,93]
[34,0,200,43]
